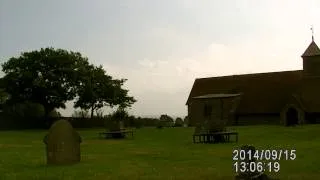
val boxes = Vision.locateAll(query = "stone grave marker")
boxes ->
[43,119,82,165]
[235,145,274,180]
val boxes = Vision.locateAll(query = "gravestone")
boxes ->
[235,145,273,180]
[43,119,82,165]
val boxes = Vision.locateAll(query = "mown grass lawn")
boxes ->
[0,125,320,180]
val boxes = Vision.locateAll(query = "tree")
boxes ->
[174,117,184,127]
[95,109,104,118]
[72,109,90,118]
[1,101,46,129]
[74,65,136,118]
[124,115,135,127]
[159,114,174,127]
[48,109,62,119]
[183,115,189,126]
[112,107,129,121]
[3,101,45,118]
[112,78,136,109]
[1,47,90,122]
[0,88,9,111]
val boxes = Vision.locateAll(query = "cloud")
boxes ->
[138,59,156,68]
[6,0,317,117]
[99,32,306,117]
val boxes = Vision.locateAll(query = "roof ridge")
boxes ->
[302,41,320,57]
[196,70,302,80]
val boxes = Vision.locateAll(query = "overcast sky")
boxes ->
[1,0,319,118]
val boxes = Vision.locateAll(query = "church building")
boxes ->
[186,38,320,126]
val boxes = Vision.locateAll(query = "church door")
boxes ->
[286,107,299,126]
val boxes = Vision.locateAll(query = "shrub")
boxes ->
[184,115,190,126]
[174,117,184,127]
[159,114,174,127]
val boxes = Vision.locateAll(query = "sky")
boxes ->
[0,0,320,118]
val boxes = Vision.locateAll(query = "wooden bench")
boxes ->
[99,129,134,139]
[193,131,238,143]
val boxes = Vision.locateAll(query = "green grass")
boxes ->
[0,125,320,180]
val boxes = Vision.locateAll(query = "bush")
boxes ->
[1,101,46,129]
[48,109,61,119]
[3,101,45,118]
[103,109,128,130]
[133,117,143,128]
[156,120,164,129]
[184,115,189,126]
[174,117,184,127]
[159,114,174,127]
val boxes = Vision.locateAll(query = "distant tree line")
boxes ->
[71,109,189,129]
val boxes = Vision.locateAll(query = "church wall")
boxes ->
[188,97,245,127]
[231,114,280,126]
[303,55,320,77]
[187,101,202,127]
[188,99,223,127]
[305,112,320,124]
[188,98,229,125]
[189,104,320,126]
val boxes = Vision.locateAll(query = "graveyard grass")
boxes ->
[1,125,320,180]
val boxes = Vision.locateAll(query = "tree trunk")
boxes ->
[90,104,94,119]
[44,107,54,128]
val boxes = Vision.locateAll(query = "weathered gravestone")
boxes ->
[43,119,82,165]
[235,145,274,180]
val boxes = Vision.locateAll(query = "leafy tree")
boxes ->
[74,65,110,118]
[174,117,184,127]
[1,48,90,122]
[183,115,189,126]
[72,109,90,118]
[2,101,45,118]
[1,101,46,129]
[95,109,104,118]
[48,109,61,119]
[112,107,129,121]
[124,115,135,127]
[112,78,136,109]
[74,65,136,118]
[159,114,174,127]
[104,109,127,132]
[143,117,159,126]
[0,88,9,111]
[133,116,144,128]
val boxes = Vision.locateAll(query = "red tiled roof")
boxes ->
[192,93,241,99]
[186,70,303,114]
[302,41,320,57]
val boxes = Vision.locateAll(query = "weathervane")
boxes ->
[311,25,314,41]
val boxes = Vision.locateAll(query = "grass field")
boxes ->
[0,125,320,180]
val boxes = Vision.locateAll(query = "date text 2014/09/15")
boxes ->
[232,149,296,161]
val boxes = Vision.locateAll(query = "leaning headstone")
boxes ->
[43,119,82,165]
[235,145,274,180]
